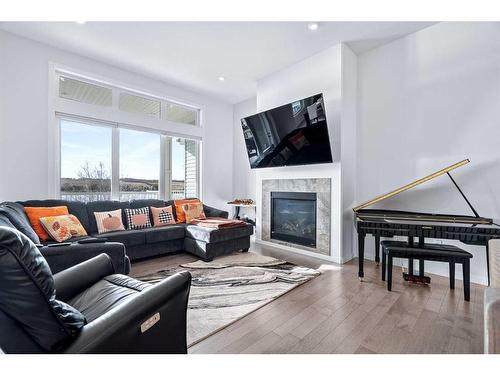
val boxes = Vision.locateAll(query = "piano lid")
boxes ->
[352,159,470,212]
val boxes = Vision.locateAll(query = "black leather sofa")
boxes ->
[0,198,254,273]
[0,226,191,354]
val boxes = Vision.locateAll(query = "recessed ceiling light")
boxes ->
[75,21,86,25]
[307,22,319,31]
[218,76,225,82]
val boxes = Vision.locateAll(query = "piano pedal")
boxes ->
[403,272,431,285]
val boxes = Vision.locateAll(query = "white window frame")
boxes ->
[49,62,203,201]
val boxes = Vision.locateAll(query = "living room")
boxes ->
[1,0,500,372]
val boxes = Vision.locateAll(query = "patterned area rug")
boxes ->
[137,252,321,347]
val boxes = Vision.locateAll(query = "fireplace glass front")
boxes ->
[270,192,317,248]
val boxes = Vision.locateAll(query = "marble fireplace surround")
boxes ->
[261,178,331,256]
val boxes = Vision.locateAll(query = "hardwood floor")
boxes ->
[130,242,485,354]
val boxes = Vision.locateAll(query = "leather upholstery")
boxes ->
[0,227,85,351]
[0,202,40,243]
[0,233,192,354]
[64,270,191,354]
[69,274,151,322]
[53,253,116,301]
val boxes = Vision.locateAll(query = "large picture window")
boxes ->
[60,119,112,202]
[59,117,199,202]
[119,128,161,200]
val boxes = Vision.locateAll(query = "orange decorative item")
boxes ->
[24,206,69,241]
[183,202,207,224]
[174,199,201,223]
[94,209,125,234]
[103,214,122,231]
[39,214,88,242]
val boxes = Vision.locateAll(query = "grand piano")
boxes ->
[353,159,500,284]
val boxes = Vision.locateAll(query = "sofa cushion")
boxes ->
[0,202,40,244]
[185,223,254,244]
[143,225,186,244]
[0,227,85,351]
[86,201,130,234]
[69,274,150,323]
[94,230,146,247]
[18,200,91,234]
[69,274,151,322]
[130,199,167,209]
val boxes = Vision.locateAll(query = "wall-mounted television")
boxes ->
[240,93,333,169]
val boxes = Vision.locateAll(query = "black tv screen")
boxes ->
[240,93,333,169]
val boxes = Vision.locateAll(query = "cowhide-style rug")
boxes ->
[137,252,321,347]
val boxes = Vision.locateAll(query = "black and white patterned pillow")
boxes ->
[158,210,174,224]
[124,207,152,230]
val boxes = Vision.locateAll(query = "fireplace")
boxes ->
[270,192,317,248]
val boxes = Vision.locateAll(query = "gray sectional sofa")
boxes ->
[0,198,253,274]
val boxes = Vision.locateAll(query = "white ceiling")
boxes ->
[0,22,436,103]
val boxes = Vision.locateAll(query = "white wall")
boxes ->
[0,30,234,209]
[357,22,500,284]
[232,97,257,200]
[255,44,345,263]
[340,45,358,262]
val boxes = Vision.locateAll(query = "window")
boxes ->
[55,70,202,201]
[59,117,200,201]
[58,73,200,126]
[165,103,198,126]
[170,138,199,199]
[119,93,161,119]
[119,129,161,200]
[60,119,112,202]
[59,77,112,106]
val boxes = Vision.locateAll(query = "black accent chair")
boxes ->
[0,227,191,354]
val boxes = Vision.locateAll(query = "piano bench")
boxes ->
[380,240,473,301]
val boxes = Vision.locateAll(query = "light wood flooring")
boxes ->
[130,242,485,354]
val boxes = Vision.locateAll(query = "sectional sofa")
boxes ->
[0,198,253,274]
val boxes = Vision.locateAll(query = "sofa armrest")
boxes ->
[64,271,192,354]
[53,254,115,302]
[40,241,130,275]
[203,204,229,219]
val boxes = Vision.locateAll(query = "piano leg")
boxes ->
[358,232,366,281]
[486,241,490,286]
[375,235,380,265]
[419,259,425,277]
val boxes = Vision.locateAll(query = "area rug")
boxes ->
[136,252,321,347]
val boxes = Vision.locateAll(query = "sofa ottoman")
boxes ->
[183,223,254,261]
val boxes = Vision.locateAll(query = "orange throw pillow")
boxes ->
[174,199,201,223]
[24,206,69,241]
